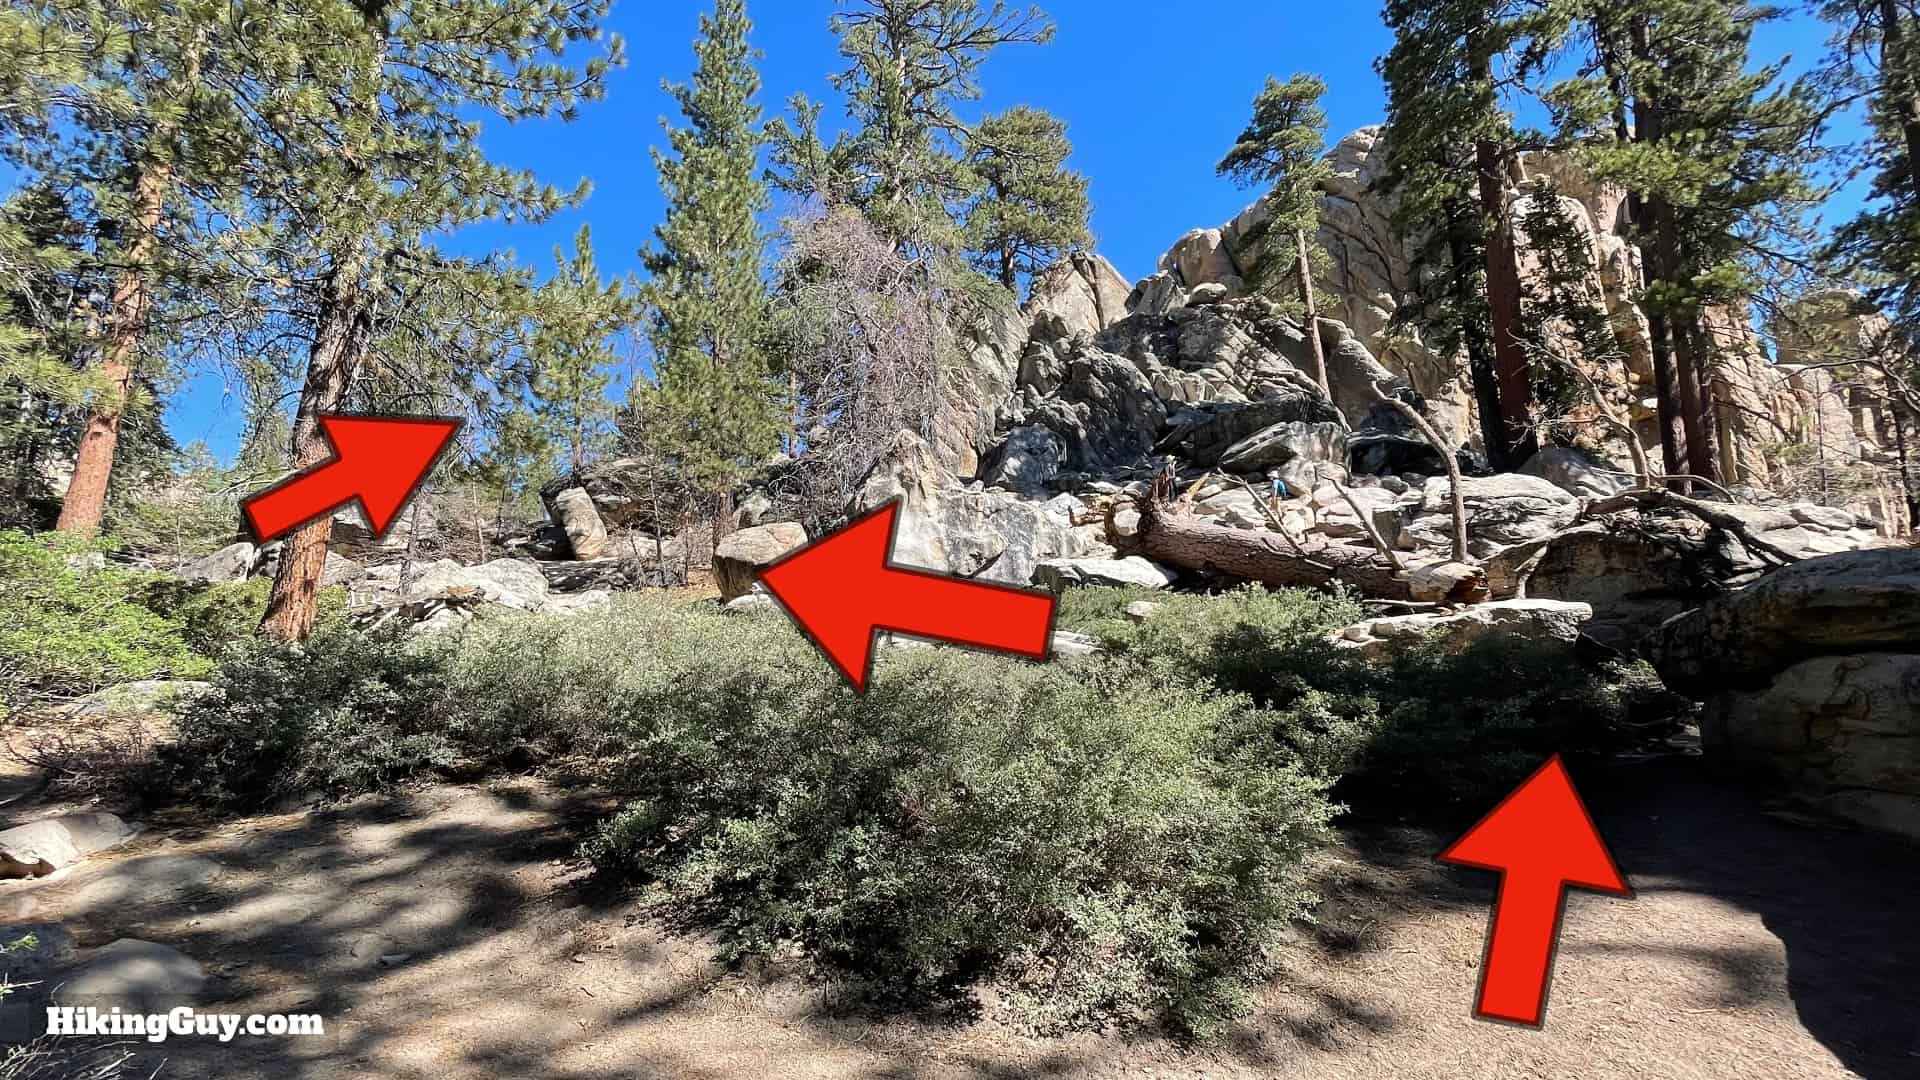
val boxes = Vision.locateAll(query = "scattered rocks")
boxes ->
[1123,600,1161,624]
[0,814,137,878]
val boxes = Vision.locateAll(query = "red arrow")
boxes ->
[240,414,462,544]
[755,499,1058,693]
[1437,755,1632,1027]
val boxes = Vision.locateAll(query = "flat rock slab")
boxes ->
[52,938,205,1011]
[0,813,136,878]
[66,853,224,909]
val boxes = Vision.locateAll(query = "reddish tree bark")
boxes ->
[55,157,170,533]
[259,264,372,642]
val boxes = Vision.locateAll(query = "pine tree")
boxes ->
[532,225,630,475]
[1217,74,1336,393]
[641,0,779,519]
[963,106,1090,292]
[1813,2,1920,524]
[1378,0,1553,470]
[1551,0,1822,487]
[1820,3,1920,332]
[239,0,620,641]
[768,0,1053,252]
[1,1,250,532]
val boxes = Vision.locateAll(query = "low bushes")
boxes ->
[1067,585,1688,813]
[143,583,1682,1037]
[158,624,457,809]
[0,531,210,719]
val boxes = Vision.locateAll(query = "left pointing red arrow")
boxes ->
[240,414,462,544]
[756,499,1058,693]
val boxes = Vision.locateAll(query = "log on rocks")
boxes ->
[1135,499,1488,603]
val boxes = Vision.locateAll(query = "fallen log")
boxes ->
[1135,498,1489,603]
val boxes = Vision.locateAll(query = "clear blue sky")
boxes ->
[164,0,1853,460]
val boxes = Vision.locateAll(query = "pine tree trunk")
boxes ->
[1626,18,1690,492]
[1879,0,1920,203]
[1644,309,1688,490]
[1472,131,1535,467]
[1892,377,1919,532]
[1673,313,1719,484]
[55,155,171,532]
[1447,203,1509,470]
[1295,228,1329,394]
[259,263,372,642]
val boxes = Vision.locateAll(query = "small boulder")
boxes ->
[53,939,206,1012]
[0,814,136,879]
[1518,446,1631,499]
[722,592,779,615]
[1123,601,1161,624]
[714,523,809,601]
[1050,630,1104,659]
[54,680,214,720]
[550,486,610,560]
[177,542,259,584]
[1331,599,1593,660]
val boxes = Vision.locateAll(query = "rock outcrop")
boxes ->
[1651,549,1920,839]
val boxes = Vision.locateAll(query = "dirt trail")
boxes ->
[2,755,1914,1080]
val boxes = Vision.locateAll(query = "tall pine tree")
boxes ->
[239,0,619,641]
[1378,0,1553,470]
[768,0,1053,252]
[641,0,779,518]
[1551,0,1821,487]
[1217,73,1335,393]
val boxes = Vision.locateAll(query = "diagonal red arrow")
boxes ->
[755,499,1058,693]
[1437,754,1632,1027]
[241,414,462,544]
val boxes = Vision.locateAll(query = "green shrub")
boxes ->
[136,576,345,656]
[1066,585,1685,814]
[444,598,1336,1036]
[0,530,210,719]
[157,624,457,808]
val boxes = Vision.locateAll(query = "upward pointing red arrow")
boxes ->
[241,414,462,544]
[1438,755,1632,1027]
[756,499,1058,693]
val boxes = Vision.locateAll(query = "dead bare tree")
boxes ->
[1370,380,1469,564]
[768,208,951,529]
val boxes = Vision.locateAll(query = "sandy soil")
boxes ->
[1,753,1914,1080]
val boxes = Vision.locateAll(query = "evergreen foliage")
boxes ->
[640,0,781,506]
[963,105,1091,291]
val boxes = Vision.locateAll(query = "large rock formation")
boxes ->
[1148,126,1912,536]
[1651,550,1920,840]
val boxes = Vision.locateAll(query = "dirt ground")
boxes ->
[2,751,1915,1080]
